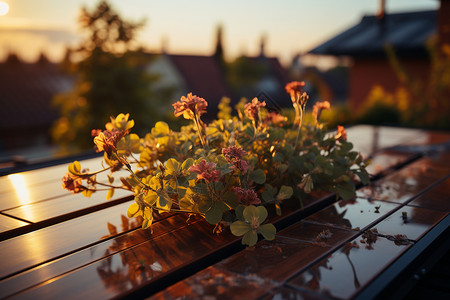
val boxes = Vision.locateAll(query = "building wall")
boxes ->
[349,58,430,111]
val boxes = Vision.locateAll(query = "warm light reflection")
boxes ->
[0,2,9,16]
[7,173,34,220]
[8,174,30,203]
[7,173,46,262]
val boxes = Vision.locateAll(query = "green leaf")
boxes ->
[218,164,234,176]
[273,152,284,163]
[82,189,93,197]
[68,161,81,175]
[356,169,370,185]
[214,182,225,192]
[259,223,276,241]
[277,164,288,174]
[126,176,139,188]
[235,205,245,221]
[262,190,274,202]
[277,185,293,201]
[117,133,142,154]
[242,231,258,246]
[250,169,266,184]
[190,183,208,195]
[299,174,314,193]
[106,189,114,200]
[230,220,250,236]
[243,205,257,222]
[181,158,194,171]
[144,192,158,205]
[127,202,140,218]
[205,203,224,224]
[337,181,355,200]
[222,190,238,209]
[142,216,153,230]
[152,121,170,137]
[107,174,114,184]
[166,158,180,174]
[255,206,268,224]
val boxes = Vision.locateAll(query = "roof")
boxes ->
[0,60,73,129]
[309,10,437,58]
[167,54,231,107]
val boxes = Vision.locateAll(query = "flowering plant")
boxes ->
[62,82,369,246]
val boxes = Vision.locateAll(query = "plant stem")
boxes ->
[95,181,129,190]
[294,107,303,149]
[194,113,207,148]
[112,152,156,192]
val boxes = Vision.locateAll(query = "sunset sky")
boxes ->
[0,0,439,66]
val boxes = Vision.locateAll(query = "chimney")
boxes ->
[438,0,450,49]
[376,0,386,20]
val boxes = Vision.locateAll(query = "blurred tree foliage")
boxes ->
[383,38,450,129]
[356,85,403,125]
[226,56,269,97]
[52,1,172,151]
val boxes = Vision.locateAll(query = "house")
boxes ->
[0,54,73,154]
[147,33,290,117]
[147,53,232,119]
[308,3,446,111]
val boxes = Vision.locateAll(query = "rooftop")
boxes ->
[309,10,437,58]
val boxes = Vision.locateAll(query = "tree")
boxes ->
[52,1,171,151]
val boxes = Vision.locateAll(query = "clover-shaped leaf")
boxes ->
[165,158,180,175]
[204,202,228,224]
[277,185,293,201]
[117,133,142,154]
[230,205,276,246]
[68,161,81,175]
[250,169,266,184]
[151,121,170,137]
[127,202,141,218]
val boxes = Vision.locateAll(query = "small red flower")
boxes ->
[244,97,266,121]
[62,172,85,193]
[222,146,247,162]
[285,81,305,97]
[263,111,287,125]
[189,159,221,182]
[222,146,249,173]
[312,101,331,124]
[233,187,261,205]
[173,93,208,120]
[335,125,347,141]
[93,129,126,155]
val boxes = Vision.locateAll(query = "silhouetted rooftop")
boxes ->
[0,60,73,130]
[168,54,231,107]
[309,10,437,58]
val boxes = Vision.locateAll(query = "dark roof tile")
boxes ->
[309,10,437,58]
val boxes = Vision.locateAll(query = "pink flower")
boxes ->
[92,129,126,155]
[172,93,208,120]
[285,81,305,98]
[233,187,261,205]
[222,146,247,162]
[244,97,266,121]
[62,172,85,193]
[189,159,221,182]
[263,111,287,125]
[239,160,249,173]
[222,146,249,173]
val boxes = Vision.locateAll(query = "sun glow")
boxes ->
[8,173,35,221]
[0,2,9,16]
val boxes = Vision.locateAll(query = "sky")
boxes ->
[0,0,439,66]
